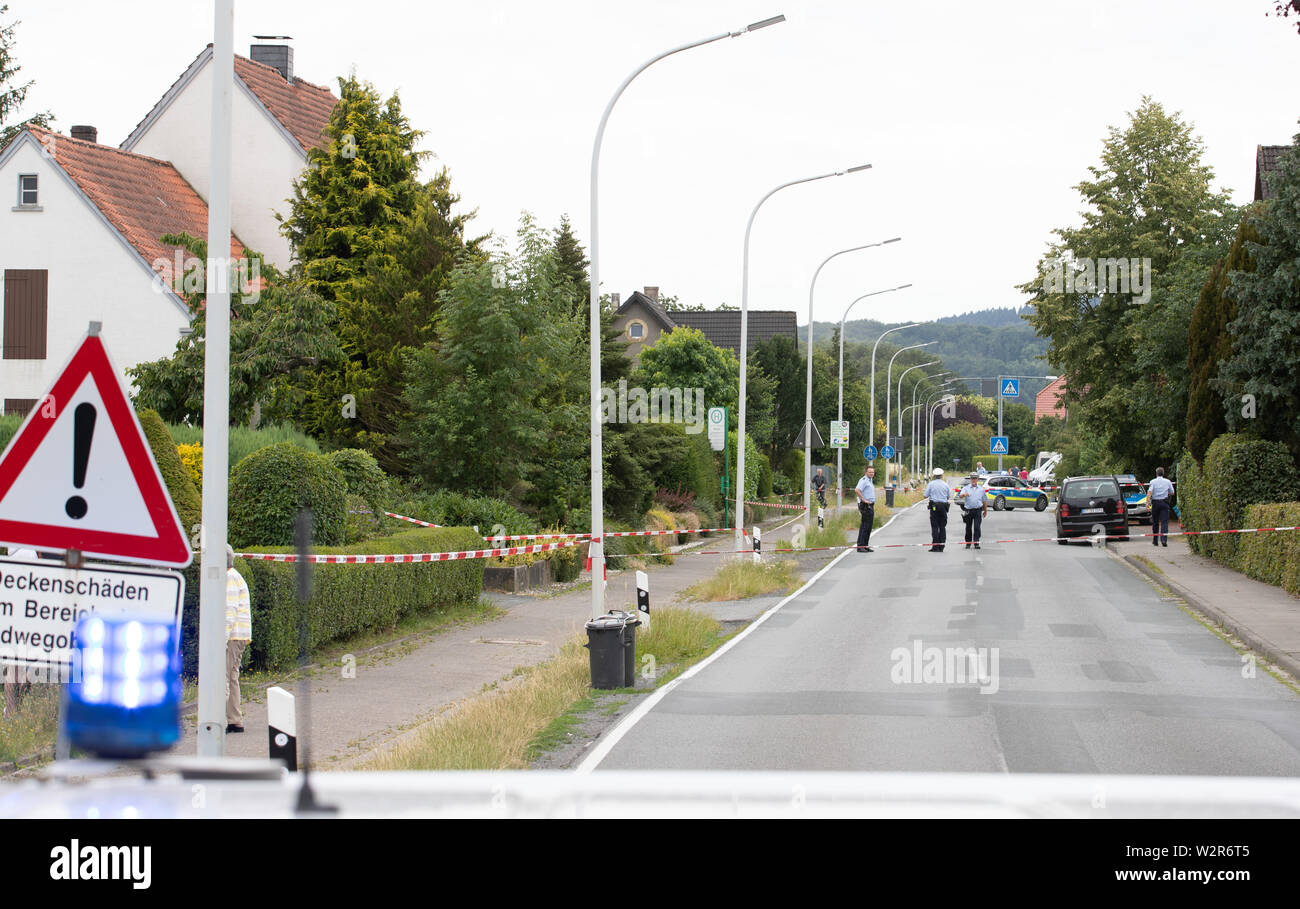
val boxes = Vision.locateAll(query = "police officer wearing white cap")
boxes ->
[958,471,988,549]
[924,467,952,552]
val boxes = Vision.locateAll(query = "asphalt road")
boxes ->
[592,502,1300,774]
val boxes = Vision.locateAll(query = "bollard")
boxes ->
[635,570,650,633]
[753,526,762,564]
[268,686,297,770]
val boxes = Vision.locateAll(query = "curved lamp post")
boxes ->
[736,162,872,556]
[588,14,786,619]
[836,287,912,510]
[802,238,901,522]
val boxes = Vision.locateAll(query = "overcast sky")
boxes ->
[10,1,1299,327]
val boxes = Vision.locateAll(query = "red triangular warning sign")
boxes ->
[0,333,192,567]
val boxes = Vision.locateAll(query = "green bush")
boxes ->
[229,443,348,548]
[0,413,21,452]
[137,407,203,535]
[390,488,538,535]
[1175,451,1207,555]
[1238,503,1300,595]
[241,526,484,671]
[1183,434,1300,567]
[167,421,321,469]
[756,452,773,498]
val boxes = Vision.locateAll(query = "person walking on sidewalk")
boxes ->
[855,464,877,553]
[924,467,951,552]
[958,472,988,549]
[1148,466,1175,547]
[226,545,252,734]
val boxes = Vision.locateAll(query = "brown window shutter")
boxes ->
[3,269,48,359]
[3,398,38,416]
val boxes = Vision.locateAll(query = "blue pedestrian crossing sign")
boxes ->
[863,445,878,460]
[1000,379,1020,398]
[989,435,1009,455]
[880,445,895,459]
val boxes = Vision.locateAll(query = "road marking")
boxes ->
[575,501,922,773]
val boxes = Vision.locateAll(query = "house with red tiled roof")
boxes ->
[1034,375,1068,423]
[0,125,246,413]
[120,42,338,269]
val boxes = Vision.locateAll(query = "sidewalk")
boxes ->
[168,509,847,769]
[1118,534,1300,680]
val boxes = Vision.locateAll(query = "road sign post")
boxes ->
[709,407,728,530]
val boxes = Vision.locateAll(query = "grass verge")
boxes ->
[0,683,59,763]
[679,558,800,602]
[365,607,727,770]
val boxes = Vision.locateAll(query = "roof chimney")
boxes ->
[610,293,621,308]
[70,125,97,144]
[250,37,293,81]
[644,286,659,303]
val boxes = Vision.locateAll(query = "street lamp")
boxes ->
[589,14,786,619]
[994,373,1059,472]
[884,341,936,485]
[868,322,920,450]
[911,372,948,478]
[895,361,940,481]
[802,237,902,523]
[736,162,872,557]
[923,380,962,475]
[909,374,951,481]
[836,286,912,511]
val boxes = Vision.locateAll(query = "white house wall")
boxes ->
[0,142,189,403]
[126,59,303,270]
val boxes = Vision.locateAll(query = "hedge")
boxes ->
[1238,503,1300,596]
[240,526,485,671]
[1178,434,1300,567]
[228,443,348,548]
[137,408,202,534]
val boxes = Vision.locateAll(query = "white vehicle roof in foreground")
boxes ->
[3,760,1299,818]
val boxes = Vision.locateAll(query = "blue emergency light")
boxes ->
[65,614,181,757]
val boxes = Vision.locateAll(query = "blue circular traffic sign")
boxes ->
[880,445,895,459]
[863,445,878,460]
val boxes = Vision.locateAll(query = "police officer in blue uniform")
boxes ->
[855,464,877,552]
[1148,466,1175,547]
[958,472,988,549]
[924,468,951,552]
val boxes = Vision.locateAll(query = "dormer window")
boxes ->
[627,320,645,341]
[17,174,38,207]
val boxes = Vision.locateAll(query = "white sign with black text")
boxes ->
[0,558,183,671]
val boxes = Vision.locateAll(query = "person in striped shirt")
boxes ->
[226,545,252,734]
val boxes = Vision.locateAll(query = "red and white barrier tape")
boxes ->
[234,540,580,564]
[384,511,442,528]
[602,523,1300,557]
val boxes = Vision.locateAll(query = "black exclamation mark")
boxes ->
[65,403,96,520]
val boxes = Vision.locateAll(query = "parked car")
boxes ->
[1116,474,1151,525]
[984,475,1051,512]
[1055,475,1128,543]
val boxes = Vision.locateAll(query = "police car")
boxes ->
[950,474,1050,512]
[1116,474,1151,525]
